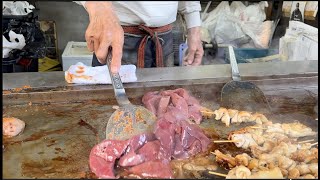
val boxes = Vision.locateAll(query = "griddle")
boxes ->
[3,62,318,179]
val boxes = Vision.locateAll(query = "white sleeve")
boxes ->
[178,1,202,29]
[74,1,86,7]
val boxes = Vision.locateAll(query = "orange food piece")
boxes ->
[3,117,26,137]
[65,72,93,83]
[23,85,31,89]
[13,88,23,92]
[76,70,85,74]
[2,91,11,95]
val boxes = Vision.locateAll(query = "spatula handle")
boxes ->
[106,47,131,105]
[228,46,241,81]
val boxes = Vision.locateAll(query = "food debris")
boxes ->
[112,105,119,110]
[3,117,26,137]
[11,85,32,93]
[2,91,11,95]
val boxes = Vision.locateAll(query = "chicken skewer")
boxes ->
[201,107,270,127]
[213,149,318,179]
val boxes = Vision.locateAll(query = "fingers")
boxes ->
[183,43,204,66]
[111,42,123,73]
[192,52,203,66]
[85,26,95,52]
[186,49,196,65]
[86,36,94,52]
[95,34,111,64]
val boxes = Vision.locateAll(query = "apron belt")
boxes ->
[122,24,172,68]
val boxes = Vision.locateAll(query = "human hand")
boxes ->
[85,1,124,73]
[183,27,204,66]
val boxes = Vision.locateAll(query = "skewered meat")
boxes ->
[226,165,251,179]
[308,163,318,177]
[230,133,258,149]
[3,117,26,137]
[221,113,231,127]
[235,153,251,166]
[250,113,268,124]
[237,111,252,123]
[213,107,228,120]
[278,156,296,170]
[291,148,318,163]
[255,140,275,153]
[251,133,265,145]
[214,150,236,168]
[281,122,317,138]
[263,132,292,143]
[227,166,283,179]
[228,109,238,118]
[300,174,316,179]
[265,123,285,134]
[258,153,279,163]
[248,158,259,170]
[204,107,270,126]
[235,165,252,178]
[288,168,300,179]
[248,167,284,179]
[296,163,312,175]
[257,159,269,170]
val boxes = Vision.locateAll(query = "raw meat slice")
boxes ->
[89,140,129,178]
[128,160,174,179]
[118,150,145,167]
[138,140,161,162]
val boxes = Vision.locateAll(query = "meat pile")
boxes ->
[89,88,211,178]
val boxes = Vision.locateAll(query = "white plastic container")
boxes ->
[62,41,93,71]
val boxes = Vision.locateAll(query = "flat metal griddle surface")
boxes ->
[3,101,115,178]
[2,79,318,179]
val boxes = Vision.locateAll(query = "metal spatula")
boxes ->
[221,46,271,114]
[105,48,157,140]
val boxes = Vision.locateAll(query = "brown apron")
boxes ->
[122,24,172,68]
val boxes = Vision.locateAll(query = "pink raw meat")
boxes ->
[89,140,129,178]
[138,140,160,162]
[129,160,174,179]
[118,150,145,167]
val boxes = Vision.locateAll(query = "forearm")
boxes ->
[178,1,202,29]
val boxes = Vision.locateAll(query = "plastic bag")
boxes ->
[2,30,26,58]
[3,1,35,16]
[201,1,272,48]
[3,19,46,59]
[279,21,318,61]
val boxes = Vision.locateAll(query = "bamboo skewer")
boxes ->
[310,142,318,147]
[208,171,227,177]
[200,110,215,114]
[249,126,267,129]
[298,139,315,144]
[213,140,241,143]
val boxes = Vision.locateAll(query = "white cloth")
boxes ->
[3,30,26,58]
[65,62,137,84]
[74,1,201,29]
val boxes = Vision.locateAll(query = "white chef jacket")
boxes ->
[74,1,201,29]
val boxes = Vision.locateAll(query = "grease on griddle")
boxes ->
[52,156,70,161]
[78,119,99,142]
[4,128,69,146]
[47,139,57,147]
